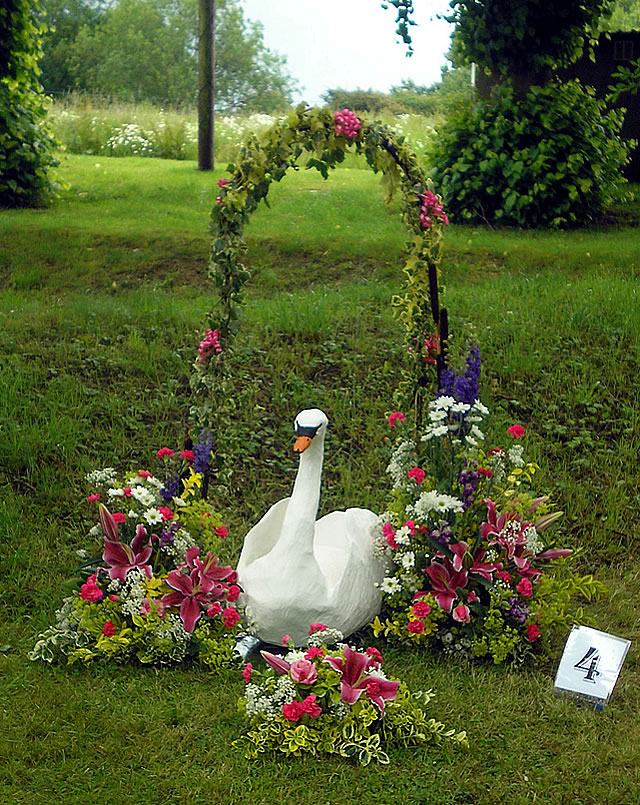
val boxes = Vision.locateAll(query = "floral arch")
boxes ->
[191,105,450,449]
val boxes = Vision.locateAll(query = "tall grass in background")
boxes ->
[49,93,441,166]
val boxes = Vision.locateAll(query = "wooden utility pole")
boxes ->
[198,0,215,170]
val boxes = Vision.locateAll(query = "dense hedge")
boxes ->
[1,0,59,207]
[429,80,631,228]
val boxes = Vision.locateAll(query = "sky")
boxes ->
[239,0,455,106]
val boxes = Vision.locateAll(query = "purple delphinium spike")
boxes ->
[193,429,213,475]
[160,474,181,502]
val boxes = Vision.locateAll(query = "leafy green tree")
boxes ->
[603,0,640,29]
[1,0,59,207]
[39,0,295,110]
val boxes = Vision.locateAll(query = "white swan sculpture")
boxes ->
[237,408,386,646]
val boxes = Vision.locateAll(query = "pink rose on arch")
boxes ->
[289,659,318,685]
[334,108,361,139]
[516,578,533,599]
[508,424,526,438]
[452,604,471,624]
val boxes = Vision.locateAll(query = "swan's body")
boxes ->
[237,409,386,645]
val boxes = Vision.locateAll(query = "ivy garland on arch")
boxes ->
[190,104,450,485]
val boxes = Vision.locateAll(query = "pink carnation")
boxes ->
[308,623,328,634]
[282,701,304,722]
[180,449,195,462]
[87,494,101,503]
[407,466,425,485]
[157,507,174,521]
[213,525,228,539]
[407,619,425,634]
[112,512,127,524]
[301,694,322,718]
[527,623,540,641]
[242,662,252,683]
[207,601,222,617]
[516,578,533,599]
[102,620,116,637]
[222,607,240,629]
[156,447,174,459]
[137,470,153,478]
[304,646,324,661]
[387,411,406,428]
[508,424,526,439]
[412,601,431,618]
[226,584,241,602]
[80,573,103,602]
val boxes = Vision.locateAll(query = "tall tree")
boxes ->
[39,0,296,111]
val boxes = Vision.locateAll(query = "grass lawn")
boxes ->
[1,155,639,804]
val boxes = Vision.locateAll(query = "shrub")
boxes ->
[0,0,59,207]
[429,79,632,228]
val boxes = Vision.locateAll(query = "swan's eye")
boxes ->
[295,423,320,439]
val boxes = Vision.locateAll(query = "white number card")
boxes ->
[554,625,631,707]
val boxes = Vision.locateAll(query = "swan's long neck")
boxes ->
[278,435,324,557]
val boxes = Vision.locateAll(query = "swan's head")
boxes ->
[293,408,329,453]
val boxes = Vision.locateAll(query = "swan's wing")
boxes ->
[237,497,290,573]
[313,508,381,592]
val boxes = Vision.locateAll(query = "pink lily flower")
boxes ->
[102,523,153,582]
[449,541,502,580]
[481,499,532,569]
[183,546,235,584]
[324,645,399,715]
[424,558,468,612]
[162,562,228,632]
[537,548,573,560]
[261,650,291,675]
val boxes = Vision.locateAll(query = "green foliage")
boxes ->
[39,0,296,111]
[0,0,59,207]
[430,80,632,228]
[447,0,613,74]
[601,0,640,30]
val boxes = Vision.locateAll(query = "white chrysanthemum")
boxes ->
[465,435,478,447]
[399,551,415,571]
[451,402,471,414]
[394,528,411,546]
[472,400,489,417]
[144,508,163,525]
[434,395,456,410]
[428,408,448,422]
[410,490,464,520]
[131,486,155,506]
[471,425,485,441]
[380,576,403,594]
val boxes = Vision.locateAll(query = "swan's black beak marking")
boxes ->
[293,423,320,454]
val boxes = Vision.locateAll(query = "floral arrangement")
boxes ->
[234,625,467,765]
[30,434,244,669]
[371,348,604,665]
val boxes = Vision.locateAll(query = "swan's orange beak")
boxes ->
[293,436,312,453]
